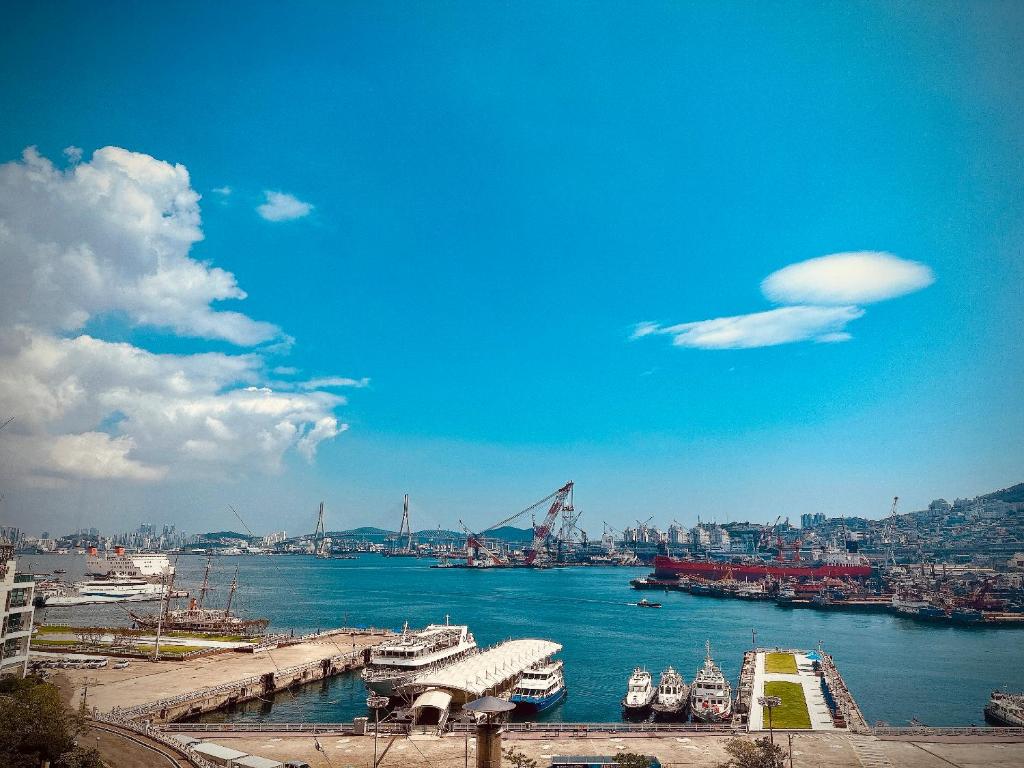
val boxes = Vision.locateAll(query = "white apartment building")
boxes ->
[1,544,35,678]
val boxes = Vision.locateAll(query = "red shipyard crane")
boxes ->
[461,481,575,567]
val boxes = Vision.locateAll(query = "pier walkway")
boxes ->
[749,649,836,731]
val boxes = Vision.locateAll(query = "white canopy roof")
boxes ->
[405,639,561,697]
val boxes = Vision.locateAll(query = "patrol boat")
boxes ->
[689,641,732,723]
[650,666,689,720]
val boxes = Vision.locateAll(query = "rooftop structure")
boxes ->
[402,638,561,703]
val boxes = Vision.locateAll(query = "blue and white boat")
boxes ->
[511,659,566,714]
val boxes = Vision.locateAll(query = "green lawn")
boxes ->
[762,680,812,729]
[137,643,205,654]
[764,652,798,675]
[31,638,79,646]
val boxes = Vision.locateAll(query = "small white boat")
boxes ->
[40,578,168,606]
[621,667,655,716]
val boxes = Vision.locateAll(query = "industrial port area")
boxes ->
[4,480,1024,767]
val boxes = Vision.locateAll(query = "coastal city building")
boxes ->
[0,544,34,678]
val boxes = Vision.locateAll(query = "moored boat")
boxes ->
[361,618,478,698]
[510,659,566,714]
[690,641,732,723]
[650,666,688,720]
[621,667,655,718]
[985,690,1024,727]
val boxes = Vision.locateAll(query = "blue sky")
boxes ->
[1,2,1022,535]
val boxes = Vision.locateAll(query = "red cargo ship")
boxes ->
[653,553,873,581]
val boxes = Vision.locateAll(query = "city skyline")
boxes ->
[2,3,1023,535]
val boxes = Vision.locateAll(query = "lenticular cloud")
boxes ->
[761,251,935,306]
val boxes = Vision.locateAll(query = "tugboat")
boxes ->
[650,666,689,720]
[985,690,1024,727]
[636,598,662,608]
[510,659,567,715]
[621,667,656,718]
[689,641,733,723]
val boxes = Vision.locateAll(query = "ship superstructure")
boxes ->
[510,658,566,714]
[985,690,1024,727]
[85,546,172,580]
[361,618,478,698]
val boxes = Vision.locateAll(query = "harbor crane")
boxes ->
[462,481,576,566]
[882,496,900,567]
[457,520,507,567]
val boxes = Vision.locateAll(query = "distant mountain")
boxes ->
[328,527,394,537]
[198,530,257,542]
[483,526,534,542]
[982,482,1024,504]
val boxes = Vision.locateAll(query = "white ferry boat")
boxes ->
[985,690,1024,727]
[85,546,172,580]
[690,641,733,723]
[621,667,655,717]
[651,666,689,719]
[361,619,478,698]
[510,659,566,714]
[40,578,168,606]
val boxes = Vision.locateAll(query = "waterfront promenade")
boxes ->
[54,630,384,715]
[154,729,1024,767]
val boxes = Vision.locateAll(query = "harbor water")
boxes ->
[30,553,1024,727]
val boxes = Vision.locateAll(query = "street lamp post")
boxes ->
[758,695,782,745]
[367,693,389,767]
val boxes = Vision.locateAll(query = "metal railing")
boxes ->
[871,726,1024,737]
[94,711,219,768]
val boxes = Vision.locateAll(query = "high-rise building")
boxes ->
[1,545,35,678]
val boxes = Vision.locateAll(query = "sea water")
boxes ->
[32,553,1024,726]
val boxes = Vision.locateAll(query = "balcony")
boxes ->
[14,573,34,583]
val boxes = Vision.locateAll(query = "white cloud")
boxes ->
[635,306,864,349]
[212,185,232,196]
[0,146,279,345]
[761,251,934,305]
[0,329,350,484]
[257,191,313,222]
[63,146,83,164]
[0,145,361,486]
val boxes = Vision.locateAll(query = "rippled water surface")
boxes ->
[31,553,1024,725]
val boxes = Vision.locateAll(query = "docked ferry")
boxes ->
[40,578,168,606]
[361,619,478,698]
[689,641,733,723]
[510,659,567,714]
[85,546,172,580]
[985,690,1024,727]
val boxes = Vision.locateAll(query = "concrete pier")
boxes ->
[55,629,390,722]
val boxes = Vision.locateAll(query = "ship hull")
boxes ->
[653,556,872,581]
[985,705,1024,727]
[512,686,566,714]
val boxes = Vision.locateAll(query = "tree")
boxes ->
[716,737,786,768]
[615,753,652,768]
[0,675,102,768]
[503,746,539,767]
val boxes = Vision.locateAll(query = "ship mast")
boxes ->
[224,568,238,617]
[198,555,212,609]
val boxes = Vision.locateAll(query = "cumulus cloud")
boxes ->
[636,250,933,351]
[635,306,864,350]
[761,251,934,305]
[0,145,360,485]
[257,191,313,222]
[0,146,279,345]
